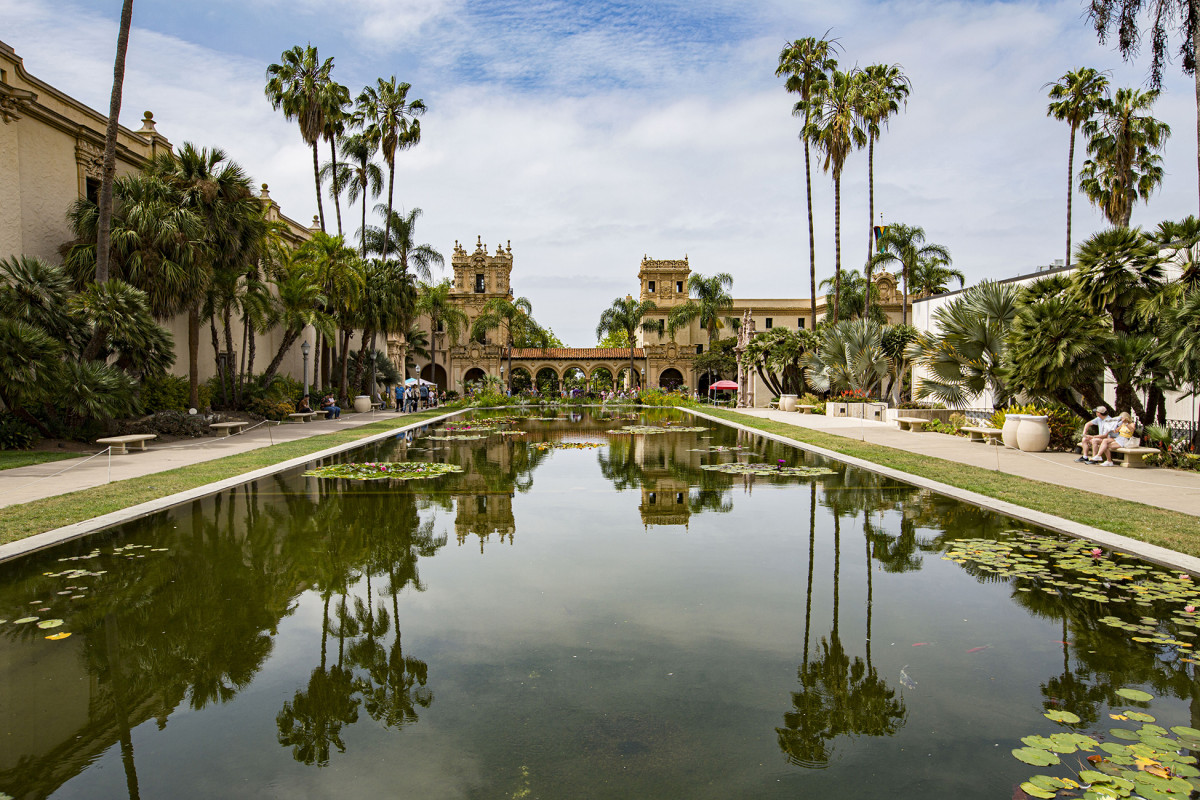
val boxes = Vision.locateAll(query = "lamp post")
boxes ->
[301,340,311,400]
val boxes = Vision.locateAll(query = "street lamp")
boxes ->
[301,340,311,399]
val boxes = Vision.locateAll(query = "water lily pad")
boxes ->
[1116,688,1154,703]
[1110,728,1141,740]
[1045,709,1081,724]
[44,632,71,640]
[35,619,62,629]
[13,617,37,624]
[1019,782,1056,799]
[1013,747,1061,766]
[1172,727,1200,739]
[1126,711,1156,722]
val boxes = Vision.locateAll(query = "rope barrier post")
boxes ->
[107,446,112,484]
[268,421,274,445]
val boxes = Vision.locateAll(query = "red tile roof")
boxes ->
[509,348,644,359]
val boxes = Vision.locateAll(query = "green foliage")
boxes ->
[743,327,817,397]
[988,404,1080,451]
[597,329,629,348]
[637,388,697,407]
[246,397,296,421]
[694,336,737,380]
[116,410,210,438]
[0,412,39,450]
[799,392,826,414]
[140,373,191,412]
[1144,451,1200,471]
[803,318,891,397]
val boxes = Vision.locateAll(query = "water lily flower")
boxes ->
[1186,606,1196,614]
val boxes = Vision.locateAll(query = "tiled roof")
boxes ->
[509,348,644,359]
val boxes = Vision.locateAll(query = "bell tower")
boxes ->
[637,255,691,307]
[451,235,512,298]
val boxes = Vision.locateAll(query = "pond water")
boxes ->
[1,408,1198,800]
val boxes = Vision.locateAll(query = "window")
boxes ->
[695,344,703,355]
[85,177,101,205]
[798,317,805,329]
[436,320,444,333]
[676,281,683,293]
[648,280,656,293]
[765,318,773,329]
[474,273,486,293]
[675,492,684,504]
[648,492,657,505]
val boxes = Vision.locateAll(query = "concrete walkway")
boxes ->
[721,408,1200,517]
[0,408,431,510]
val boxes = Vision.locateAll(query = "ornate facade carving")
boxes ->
[74,136,104,179]
[0,84,36,124]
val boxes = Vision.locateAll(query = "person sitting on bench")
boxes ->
[320,394,341,420]
[1092,412,1136,467]
[1077,406,1118,462]
[297,395,314,414]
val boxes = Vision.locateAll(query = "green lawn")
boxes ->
[0,451,82,471]
[0,410,451,546]
[698,407,1200,559]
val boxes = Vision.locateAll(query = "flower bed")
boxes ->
[302,461,463,481]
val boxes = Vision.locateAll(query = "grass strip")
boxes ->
[700,408,1200,558]
[0,410,450,545]
[0,451,81,471]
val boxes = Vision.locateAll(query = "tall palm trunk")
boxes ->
[803,482,815,670]
[210,317,226,405]
[1195,19,1200,218]
[901,262,909,326]
[1066,123,1077,269]
[805,139,818,330]
[833,175,842,322]
[263,328,299,386]
[95,0,134,284]
[104,615,141,800]
[865,134,876,320]
[360,189,369,257]
[329,138,343,237]
[188,305,201,409]
[311,142,326,233]
[382,165,395,261]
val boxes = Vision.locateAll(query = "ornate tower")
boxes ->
[451,235,513,299]
[637,255,691,307]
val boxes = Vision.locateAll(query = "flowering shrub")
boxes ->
[1144,450,1200,471]
[834,389,874,403]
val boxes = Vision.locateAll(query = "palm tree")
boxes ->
[909,253,965,298]
[472,295,545,391]
[1088,0,1200,215]
[819,268,884,322]
[1079,87,1171,227]
[321,82,352,238]
[1046,68,1109,269]
[296,231,364,390]
[778,36,839,330]
[415,279,468,392]
[802,317,891,398]
[260,249,336,386]
[867,223,950,326]
[666,271,734,344]
[857,63,911,316]
[596,296,660,390]
[808,68,866,322]
[337,134,384,257]
[265,44,339,233]
[354,77,425,262]
[95,0,134,285]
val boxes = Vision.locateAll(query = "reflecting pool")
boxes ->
[1,408,1198,799]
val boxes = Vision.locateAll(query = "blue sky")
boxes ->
[5,0,1199,345]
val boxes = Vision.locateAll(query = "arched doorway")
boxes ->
[510,367,532,393]
[589,367,614,394]
[616,367,642,390]
[658,367,684,390]
[421,362,448,392]
[698,372,718,395]
[562,367,586,395]
[535,367,560,395]
[463,367,488,392]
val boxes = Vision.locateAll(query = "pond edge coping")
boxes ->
[686,407,1200,576]
[0,410,467,564]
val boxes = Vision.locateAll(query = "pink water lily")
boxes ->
[1186,606,1196,614]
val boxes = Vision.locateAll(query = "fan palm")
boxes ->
[1046,67,1109,269]
[1071,226,1164,332]
[665,271,734,343]
[803,317,891,397]
[416,279,468,391]
[778,36,839,330]
[867,223,950,325]
[265,44,341,233]
[473,295,546,391]
[909,253,965,298]
[354,77,425,262]
[1079,87,1170,227]
[857,63,910,315]
[808,68,866,321]
[1005,293,1110,418]
[336,134,384,257]
[596,296,660,390]
[260,250,336,387]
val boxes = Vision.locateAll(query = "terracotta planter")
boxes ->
[353,395,371,413]
[1016,415,1051,453]
[1001,414,1025,449]
[780,394,798,413]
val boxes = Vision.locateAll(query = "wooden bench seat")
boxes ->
[1114,446,1159,469]
[210,421,249,437]
[286,411,318,423]
[96,434,156,454]
[961,425,1003,445]
[895,417,930,432]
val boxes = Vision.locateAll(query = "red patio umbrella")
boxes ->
[710,380,739,390]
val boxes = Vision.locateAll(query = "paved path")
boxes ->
[0,409,429,510]
[722,408,1200,518]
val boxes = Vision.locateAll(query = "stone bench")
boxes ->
[797,405,816,414]
[96,434,157,454]
[895,417,930,432]
[1115,446,1159,469]
[961,426,1003,445]
[286,411,318,423]
[210,421,249,437]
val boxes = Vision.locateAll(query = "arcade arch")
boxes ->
[658,368,684,390]
[535,367,560,394]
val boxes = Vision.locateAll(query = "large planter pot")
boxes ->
[353,395,372,413]
[1016,415,1051,453]
[780,394,798,413]
[1001,414,1025,449]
